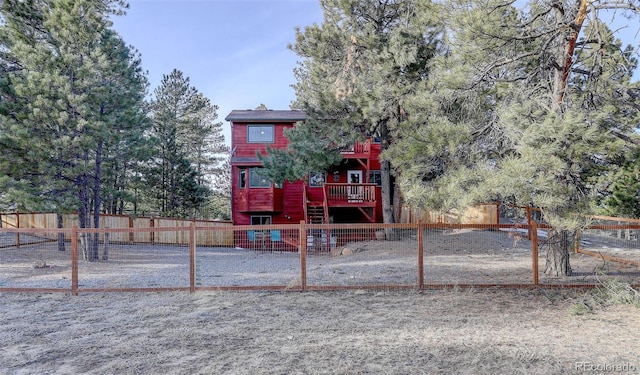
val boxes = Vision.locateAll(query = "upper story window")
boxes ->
[238,168,247,188]
[369,170,382,186]
[247,125,274,143]
[249,167,271,188]
[309,171,326,187]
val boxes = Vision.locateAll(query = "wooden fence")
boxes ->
[400,203,500,225]
[0,212,234,247]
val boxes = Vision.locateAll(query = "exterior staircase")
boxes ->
[306,204,326,224]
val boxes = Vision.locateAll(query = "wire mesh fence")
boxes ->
[422,224,538,286]
[572,217,640,285]
[305,224,418,289]
[0,228,72,290]
[1,220,638,293]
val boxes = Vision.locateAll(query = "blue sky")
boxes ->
[111,1,639,148]
[111,0,323,146]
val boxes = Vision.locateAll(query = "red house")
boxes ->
[226,109,383,247]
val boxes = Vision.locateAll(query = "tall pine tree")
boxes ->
[147,69,226,218]
[266,0,443,230]
[388,0,640,276]
[0,0,149,260]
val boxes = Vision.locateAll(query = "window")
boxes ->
[369,170,382,186]
[247,125,274,143]
[309,171,326,187]
[251,216,272,225]
[249,167,271,188]
[238,168,246,188]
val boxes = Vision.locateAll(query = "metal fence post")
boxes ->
[16,212,20,248]
[417,221,424,289]
[190,221,196,293]
[71,225,78,295]
[531,221,539,285]
[299,220,307,291]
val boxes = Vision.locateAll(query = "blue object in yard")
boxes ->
[271,230,281,242]
[248,230,255,241]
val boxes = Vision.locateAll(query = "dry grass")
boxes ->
[1,289,639,374]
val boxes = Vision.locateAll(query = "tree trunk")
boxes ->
[379,121,397,239]
[92,140,103,261]
[544,228,573,277]
[78,172,97,261]
[551,0,588,112]
[57,213,66,251]
[393,173,402,223]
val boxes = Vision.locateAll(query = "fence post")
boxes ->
[129,216,134,244]
[417,221,424,289]
[526,206,532,240]
[189,221,196,293]
[71,225,79,295]
[299,220,307,291]
[102,228,109,261]
[16,212,20,248]
[150,217,155,245]
[531,221,539,285]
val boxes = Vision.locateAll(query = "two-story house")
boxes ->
[226,109,384,248]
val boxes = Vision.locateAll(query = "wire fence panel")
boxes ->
[572,221,640,285]
[306,224,418,288]
[1,220,639,293]
[75,228,191,290]
[196,226,301,289]
[422,225,537,286]
[0,229,72,290]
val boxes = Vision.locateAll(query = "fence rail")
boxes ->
[1,220,638,294]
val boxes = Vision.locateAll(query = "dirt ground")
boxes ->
[1,289,639,374]
[1,229,639,374]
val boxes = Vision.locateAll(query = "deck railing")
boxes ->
[324,183,377,205]
[339,139,370,155]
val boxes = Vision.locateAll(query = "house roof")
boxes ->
[225,109,306,123]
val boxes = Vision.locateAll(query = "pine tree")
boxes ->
[0,0,149,260]
[97,30,151,216]
[147,69,226,218]
[279,0,443,229]
[388,0,640,276]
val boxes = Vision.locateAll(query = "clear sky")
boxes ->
[111,1,639,148]
[111,0,323,147]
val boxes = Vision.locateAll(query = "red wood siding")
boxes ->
[232,181,305,225]
[230,113,384,225]
[236,187,284,212]
[232,122,293,158]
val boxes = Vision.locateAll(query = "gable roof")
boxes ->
[225,109,306,123]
